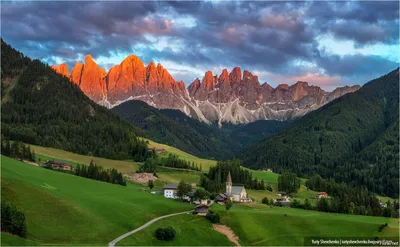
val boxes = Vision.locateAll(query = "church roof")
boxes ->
[227,171,232,183]
[231,186,244,195]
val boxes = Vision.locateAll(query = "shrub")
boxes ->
[155,226,176,241]
[261,197,269,205]
[1,201,27,237]
[206,211,220,223]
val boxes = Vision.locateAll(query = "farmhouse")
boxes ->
[194,204,209,216]
[148,147,166,155]
[274,196,291,207]
[163,184,178,199]
[216,172,251,203]
[46,160,72,171]
[315,192,328,199]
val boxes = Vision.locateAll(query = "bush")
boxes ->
[262,197,269,205]
[155,226,176,241]
[1,201,27,237]
[205,211,220,223]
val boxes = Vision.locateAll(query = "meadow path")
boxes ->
[108,210,191,246]
[108,201,214,246]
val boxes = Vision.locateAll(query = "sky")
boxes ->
[1,1,399,91]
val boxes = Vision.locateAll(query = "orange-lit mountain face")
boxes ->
[52,55,360,125]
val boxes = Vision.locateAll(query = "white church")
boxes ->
[216,171,252,203]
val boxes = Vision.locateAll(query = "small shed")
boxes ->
[194,204,209,216]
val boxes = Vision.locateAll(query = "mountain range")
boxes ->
[52,55,360,125]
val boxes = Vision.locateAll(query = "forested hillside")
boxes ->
[1,39,148,161]
[112,100,239,159]
[112,100,292,160]
[242,68,399,197]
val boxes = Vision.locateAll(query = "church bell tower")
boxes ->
[226,171,232,196]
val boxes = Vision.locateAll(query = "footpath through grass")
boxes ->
[117,214,234,246]
[211,203,399,246]
[1,156,192,245]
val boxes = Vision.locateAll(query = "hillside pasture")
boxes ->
[117,214,234,246]
[30,144,138,173]
[1,156,192,245]
[211,203,399,246]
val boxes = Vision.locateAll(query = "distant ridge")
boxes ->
[53,54,360,125]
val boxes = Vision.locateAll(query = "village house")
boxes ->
[45,160,72,171]
[148,147,166,155]
[315,192,328,199]
[163,184,178,199]
[215,172,251,203]
[262,168,273,172]
[274,197,291,207]
[194,204,209,216]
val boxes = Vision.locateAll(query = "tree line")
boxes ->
[1,139,35,162]
[137,154,201,173]
[199,159,268,193]
[74,161,126,186]
[304,175,399,218]
[277,171,301,193]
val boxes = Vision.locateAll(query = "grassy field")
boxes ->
[117,214,234,246]
[30,144,138,173]
[1,233,39,246]
[144,139,217,172]
[211,203,399,246]
[1,155,193,245]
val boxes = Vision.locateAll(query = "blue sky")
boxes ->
[1,1,399,91]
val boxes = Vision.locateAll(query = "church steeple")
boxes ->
[226,171,232,196]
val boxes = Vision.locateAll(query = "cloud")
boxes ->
[1,1,398,90]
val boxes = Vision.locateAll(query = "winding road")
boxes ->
[108,201,214,246]
[108,210,192,246]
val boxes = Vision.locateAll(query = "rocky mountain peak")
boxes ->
[51,63,69,78]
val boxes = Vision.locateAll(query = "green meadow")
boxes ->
[117,214,234,246]
[144,138,217,171]
[211,203,399,246]
[1,156,192,245]
[30,144,138,173]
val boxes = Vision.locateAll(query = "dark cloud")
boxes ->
[1,1,398,88]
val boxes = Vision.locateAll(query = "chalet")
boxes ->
[46,160,72,171]
[194,204,209,216]
[315,192,328,199]
[148,147,166,155]
[163,184,178,199]
[262,168,273,172]
[277,192,287,197]
[379,202,387,208]
[274,196,291,207]
[216,172,252,203]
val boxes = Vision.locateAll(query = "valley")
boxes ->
[1,146,398,246]
[1,5,399,246]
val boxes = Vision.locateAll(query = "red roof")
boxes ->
[318,192,328,195]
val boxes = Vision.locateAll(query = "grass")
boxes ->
[1,233,39,246]
[211,203,399,246]
[157,171,201,185]
[30,144,138,173]
[117,214,234,246]
[1,155,192,245]
[144,139,217,172]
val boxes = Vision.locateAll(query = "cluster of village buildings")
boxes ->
[41,160,72,171]
[147,147,166,155]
